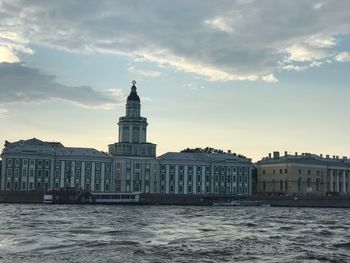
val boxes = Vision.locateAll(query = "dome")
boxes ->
[127,81,140,102]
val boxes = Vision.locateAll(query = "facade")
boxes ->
[0,81,253,196]
[0,138,112,192]
[108,80,158,193]
[158,152,253,195]
[256,151,350,195]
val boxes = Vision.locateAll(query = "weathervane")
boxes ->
[132,80,136,86]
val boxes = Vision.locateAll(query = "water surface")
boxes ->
[0,204,349,262]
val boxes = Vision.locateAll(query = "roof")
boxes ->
[127,84,140,102]
[2,138,109,159]
[256,153,350,167]
[158,152,251,164]
[56,147,109,158]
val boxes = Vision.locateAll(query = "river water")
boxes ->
[0,204,350,262]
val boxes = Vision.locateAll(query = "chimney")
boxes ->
[336,156,339,159]
[320,154,323,158]
[268,153,272,158]
[295,152,298,156]
[228,150,231,154]
[326,155,329,159]
[284,151,288,156]
[273,151,280,159]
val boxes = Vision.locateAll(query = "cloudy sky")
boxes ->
[0,0,349,160]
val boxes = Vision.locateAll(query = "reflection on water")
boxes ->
[0,204,350,262]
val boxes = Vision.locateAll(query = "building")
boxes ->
[256,151,350,195]
[0,138,112,191]
[0,81,253,196]
[108,80,158,193]
[158,152,253,195]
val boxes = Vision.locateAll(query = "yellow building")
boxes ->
[256,151,350,195]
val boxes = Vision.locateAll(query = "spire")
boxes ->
[127,80,140,102]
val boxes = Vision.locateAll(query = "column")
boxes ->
[343,170,346,193]
[336,171,340,192]
[330,170,334,191]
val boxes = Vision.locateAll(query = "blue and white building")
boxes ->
[1,81,253,195]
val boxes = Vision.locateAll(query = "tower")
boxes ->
[118,80,148,144]
[108,81,158,193]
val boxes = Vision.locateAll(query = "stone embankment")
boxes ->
[1,191,350,208]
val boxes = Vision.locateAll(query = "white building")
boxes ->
[1,81,253,196]
[1,138,112,191]
[158,152,253,195]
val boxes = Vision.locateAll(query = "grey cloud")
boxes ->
[0,62,123,109]
[1,0,350,80]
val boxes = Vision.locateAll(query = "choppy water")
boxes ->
[0,205,350,263]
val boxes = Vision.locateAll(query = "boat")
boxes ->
[43,187,141,204]
[213,200,271,207]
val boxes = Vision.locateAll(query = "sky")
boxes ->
[0,0,349,161]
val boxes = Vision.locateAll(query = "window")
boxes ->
[285,181,288,190]
[38,160,42,167]
[308,170,311,175]
[307,177,311,188]
[178,185,183,193]
[170,174,174,181]
[6,182,11,189]
[30,169,34,177]
[206,175,210,182]
[280,169,283,174]
[14,169,19,177]
[188,185,192,193]
[197,174,201,182]
[179,174,183,181]
[30,160,34,166]
[45,170,49,177]
[7,169,12,176]
[22,169,27,177]
[55,161,60,168]
[23,159,28,165]
[298,178,302,192]
[188,174,192,182]
[280,180,283,190]
[285,169,288,174]
[22,182,26,190]
[263,181,266,191]
[45,160,50,168]
[206,186,210,193]
[196,186,201,193]
[262,170,265,175]
[105,184,110,191]
[7,159,13,167]
[15,159,20,167]
[106,163,111,170]
[37,170,42,177]
[170,185,174,192]
[29,182,34,189]
[316,178,320,192]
